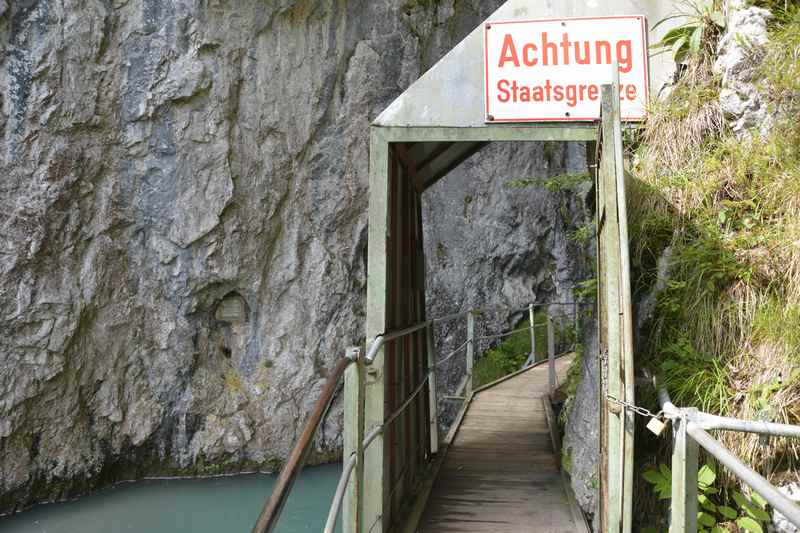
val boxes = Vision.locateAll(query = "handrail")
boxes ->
[252,355,356,533]
[323,374,432,532]
[657,385,800,531]
[324,426,381,533]
[365,303,589,364]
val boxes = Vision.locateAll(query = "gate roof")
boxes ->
[375,0,679,129]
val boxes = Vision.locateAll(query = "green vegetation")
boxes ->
[642,464,771,533]
[652,0,726,66]
[630,4,800,527]
[471,311,582,390]
[472,314,547,389]
[632,5,800,452]
[557,344,584,428]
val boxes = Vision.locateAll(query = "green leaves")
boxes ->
[697,511,717,527]
[643,463,773,531]
[642,465,672,499]
[736,516,764,533]
[699,494,717,513]
[651,5,726,65]
[698,464,717,490]
[733,491,771,522]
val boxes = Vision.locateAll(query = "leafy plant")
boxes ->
[642,463,673,500]
[574,278,597,302]
[472,318,536,388]
[652,0,726,65]
[643,464,770,532]
[472,312,577,388]
[567,223,593,247]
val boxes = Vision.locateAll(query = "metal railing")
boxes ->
[252,354,358,533]
[658,384,800,531]
[322,301,588,531]
[253,300,591,533]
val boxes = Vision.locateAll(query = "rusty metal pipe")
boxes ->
[252,356,354,533]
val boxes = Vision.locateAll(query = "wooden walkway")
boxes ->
[418,356,586,533]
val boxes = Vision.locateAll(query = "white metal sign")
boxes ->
[484,16,649,122]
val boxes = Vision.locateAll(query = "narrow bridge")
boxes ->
[419,354,585,533]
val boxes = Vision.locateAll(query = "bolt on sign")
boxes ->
[484,16,650,122]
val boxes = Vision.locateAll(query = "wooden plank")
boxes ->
[417,356,581,532]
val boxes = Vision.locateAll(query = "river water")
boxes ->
[0,464,342,533]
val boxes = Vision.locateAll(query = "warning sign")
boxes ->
[484,16,649,122]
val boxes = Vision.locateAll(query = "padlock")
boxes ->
[646,417,667,437]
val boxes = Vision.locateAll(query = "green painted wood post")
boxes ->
[466,311,475,395]
[599,80,624,533]
[343,347,365,533]
[670,410,699,533]
[612,64,636,533]
[358,126,389,533]
[425,324,439,455]
[343,352,358,532]
[547,312,555,396]
[529,303,537,364]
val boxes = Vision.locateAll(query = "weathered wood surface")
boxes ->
[418,356,581,533]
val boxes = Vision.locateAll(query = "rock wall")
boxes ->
[0,0,595,513]
[715,0,774,138]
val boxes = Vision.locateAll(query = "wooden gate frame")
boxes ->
[347,82,634,533]
[595,78,636,533]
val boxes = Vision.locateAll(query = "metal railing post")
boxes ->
[670,409,699,533]
[547,312,555,396]
[573,304,579,350]
[529,303,537,365]
[425,324,439,455]
[354,349,366,533]
[466,311,475,395]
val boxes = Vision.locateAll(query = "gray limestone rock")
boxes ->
[773,483,800,533]
[714,1,773,138]
[1,0,598,513]
[0,0,605,517]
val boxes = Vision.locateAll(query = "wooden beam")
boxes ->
[418,141,488,191]
[613,65,636,533]
[343,349,364,533]
[379,124,597,143]
[599,81,624,533]
[355,126,390,533]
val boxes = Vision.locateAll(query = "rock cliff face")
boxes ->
[0,0,594,513]
[714,0,774,138]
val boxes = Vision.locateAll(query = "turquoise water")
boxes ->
[0,464,342,533]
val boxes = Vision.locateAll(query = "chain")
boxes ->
[606,395,663,420]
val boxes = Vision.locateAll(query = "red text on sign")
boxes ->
[497,32,634,73]
[496,79,637,107]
